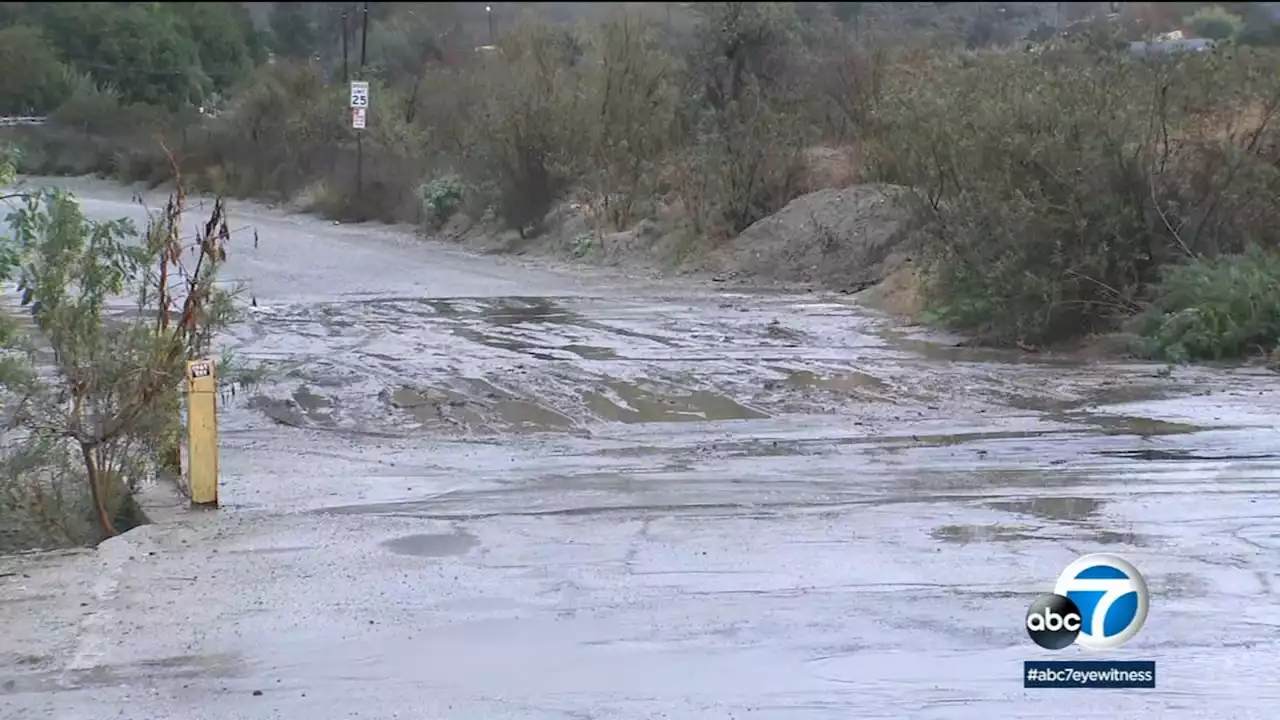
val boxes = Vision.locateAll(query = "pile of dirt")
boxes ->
[699,184,918,293]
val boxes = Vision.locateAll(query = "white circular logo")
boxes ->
[1053,553,1149,650]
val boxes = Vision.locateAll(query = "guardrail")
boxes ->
[0,116,48,127]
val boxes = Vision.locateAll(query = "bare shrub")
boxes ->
[579,14,680,231]
[310,83,431,224]
[192,60,345,200]
[462,23,586,237]
[672,1,811,238]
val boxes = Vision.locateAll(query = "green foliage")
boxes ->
[0,183,240,547]
[268,2,320,59]
[6,1,259,109]
[1187,6,1245,41]
[0,25,70,115]
[580,15,681,230]
[681,2,810,235]
[870,44,1280,348]
[9,190,147,362]
[1236,3,1280,47]
[366,4,453,88]
[200,60,346,199]
[0,435,97,552]
[170,2,257,92]
[1133,247,1280,363]
[464,22,587,236]
[0,144,16,188]
[97,3,210,106]
[420,174,465,228]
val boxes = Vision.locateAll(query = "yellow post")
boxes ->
[186,359,219,507]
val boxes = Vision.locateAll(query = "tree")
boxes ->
[0,25,70,115]
[1187,6,1244,40]
[269,2,320,59]
[28,2,208,107]
[682,2,808,234]
[1,177,238,541]
[581,14,680,229]
[365,3,458,121]
[170,2,258,92]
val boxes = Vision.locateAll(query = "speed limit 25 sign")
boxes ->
[349,81,369,108]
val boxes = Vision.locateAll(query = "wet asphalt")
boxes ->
[1,178,1279,719]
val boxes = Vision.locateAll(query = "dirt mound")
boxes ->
[702,184,916,292]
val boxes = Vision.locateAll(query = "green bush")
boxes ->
[869,43,1280,349]
[1133,247,1280,363]
[420,174,464,229]
[0,25,70,115]
[1187,6,1244,41]
[872,49,1158,345]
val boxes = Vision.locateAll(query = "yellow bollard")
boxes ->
[186,359,219,507]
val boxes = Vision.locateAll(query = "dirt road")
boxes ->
[2,178,1278,719]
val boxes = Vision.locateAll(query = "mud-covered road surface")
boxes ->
[2,178,1279,719]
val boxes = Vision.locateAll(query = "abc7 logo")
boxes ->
[1025,553,1149,651]
[1025,594,1084,650]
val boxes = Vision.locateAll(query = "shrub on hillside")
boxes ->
[578,15,681,231]
[1187,6,1244,41]
[0,25,70,116]
[420,173,465,229]
[462,23,585,237]
[869,42,1280,348]
[196,60,345,199]
[1133,247,1280,362]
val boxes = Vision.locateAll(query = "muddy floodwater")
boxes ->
[1,178,1279,719]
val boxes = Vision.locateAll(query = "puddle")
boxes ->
[389,382,576,434]
[380,530,479,558]
[932,523,1039,544]
[450,327,562,360]
[1095,448,1280,461]
[562,343,618,360]
[391,386,486,429]
[246,385,336,427]
[932,522,1145,546]
[450,327,617,362]
[777,369,888,398]
[476,297,579,327]
[584,380,769,423]
[986,496,1105,522]
[1003,382,1179,414]
[1088,528,1148,546]
[292,386,331,417]
[493,400,576,432]
[1059,413,1204,437]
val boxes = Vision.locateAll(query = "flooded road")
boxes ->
[2,179,1279,718]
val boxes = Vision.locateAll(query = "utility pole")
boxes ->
[356,1,369,204]
[341,8,349,83]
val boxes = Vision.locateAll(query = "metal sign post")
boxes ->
[349,80,369,200]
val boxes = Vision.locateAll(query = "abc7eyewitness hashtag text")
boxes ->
[1026,667,1155,685]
